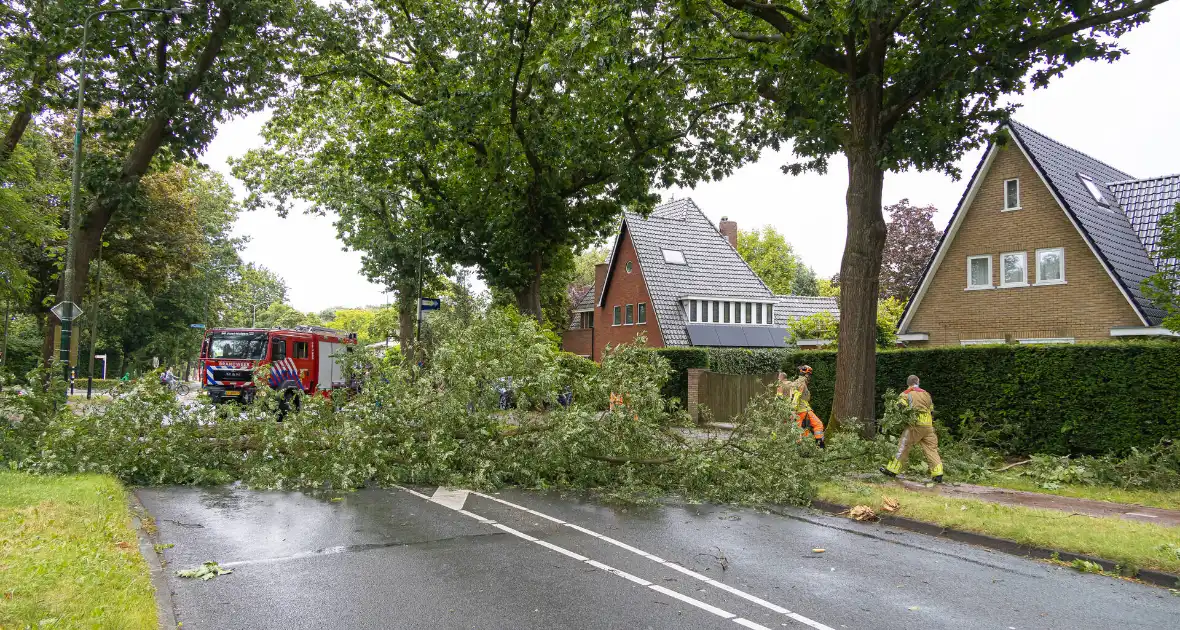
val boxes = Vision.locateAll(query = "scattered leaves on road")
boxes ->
[176,562,233,581]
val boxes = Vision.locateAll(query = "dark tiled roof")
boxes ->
[1107,174,1180,272]
[572,287,596,312]
[773,295,840,326]
[601,198,773,346]
[1008,121,1164,324]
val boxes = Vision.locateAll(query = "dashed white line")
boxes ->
[470,490,835,630]
[399,485,817,630]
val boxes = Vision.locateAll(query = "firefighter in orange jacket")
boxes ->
[776,365,825,448]
[880,375,944,482]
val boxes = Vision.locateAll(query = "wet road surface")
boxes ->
[136,485,1180,630]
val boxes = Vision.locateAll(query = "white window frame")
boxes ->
[961,339,1005,346]
[1035,247,1066,285]
[1016,337,1075,345]
[613,306,621,326]
[637,302,647,325]
[1003,178,1020,211]
[1079,174,1109,207]
[966,255,993,290]
[999,251,1028,288]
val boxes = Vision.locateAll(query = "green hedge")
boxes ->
[651,348,709,403]
[673,342,1180,456]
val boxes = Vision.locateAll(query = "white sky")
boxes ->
[199,4,1180,313]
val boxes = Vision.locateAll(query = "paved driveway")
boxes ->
[136,485,1180,629]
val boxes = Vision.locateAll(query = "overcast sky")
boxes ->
[199,4,1180,313]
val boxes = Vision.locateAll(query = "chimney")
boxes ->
[719,216,738,249]
[594,262,609,298]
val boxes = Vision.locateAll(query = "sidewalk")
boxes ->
[884,477,1180,527]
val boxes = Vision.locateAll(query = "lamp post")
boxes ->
[59,4,191,384]
[1,272,10,392]
[85,241,103,399]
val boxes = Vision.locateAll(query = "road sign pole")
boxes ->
[86,242,102,399]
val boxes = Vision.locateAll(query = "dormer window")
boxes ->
[662,249,686,265]
[1079,174,1109,207]
[682,298,776,326]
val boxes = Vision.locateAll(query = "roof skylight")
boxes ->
[662,249,686,265]
[1079,174,1109,206]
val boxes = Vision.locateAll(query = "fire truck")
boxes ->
[199,326,358,404]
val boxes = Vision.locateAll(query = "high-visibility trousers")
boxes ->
[885,425,943,477]
[797,410,825,440]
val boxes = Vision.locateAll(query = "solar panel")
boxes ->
[685,325,791,348]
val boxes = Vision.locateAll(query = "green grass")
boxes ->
[979,474,1180,510]
[0,471,157,629]
[818,480,1180,575]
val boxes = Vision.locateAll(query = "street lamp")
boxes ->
[251,303,266,327]
[85,239,103,399]
[59,3,192,384]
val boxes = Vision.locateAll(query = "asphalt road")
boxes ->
[136,485,1180,630]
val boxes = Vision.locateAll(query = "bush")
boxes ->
[650,347,708,404]
[689,342,1180,456]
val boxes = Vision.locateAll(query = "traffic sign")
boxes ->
[190,323,206,329]
[419,298,441,311]
[50,301,83,322]
[152,357,159,368]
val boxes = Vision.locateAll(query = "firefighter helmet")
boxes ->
[798,365,813,376]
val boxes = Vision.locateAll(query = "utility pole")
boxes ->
[1,272,10,393]
[59,4,191,385]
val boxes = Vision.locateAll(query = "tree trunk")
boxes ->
[397,289,416,359]
[39,6,234,364]
[0,66,51,164]
[515,252,544,322]
[832,85,888,437]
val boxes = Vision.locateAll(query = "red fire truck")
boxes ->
[199,326,358,404]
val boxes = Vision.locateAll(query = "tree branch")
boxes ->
[510,0,543,175]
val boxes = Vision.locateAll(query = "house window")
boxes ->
[745,303,752,323]
[765,303,774,325]
[1000,251,1027,287]
[712,301,720,322]
[961,339,1005,346]
[756,303,763,324]
[293,341,309,359]
[625,261,633,274]
[625,304,634,325]
[662,249,686,265]
[1017,337,1076,345]
[638,303,647,324]
[1004,179,1020,210]
[967,255,992,289]
[723,302,730,323]
[1079,174,1108,207]
[613,306,621,326]
[689,301,698,322]
[1036,247,1065,284]
[579,311,594,329]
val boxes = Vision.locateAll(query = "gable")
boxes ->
[901,140,1143,342]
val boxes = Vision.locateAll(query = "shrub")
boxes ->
[650,347,708,403]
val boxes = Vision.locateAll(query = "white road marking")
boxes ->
[1125,512,1158,518]
[396,486,803,630]
[430,487,470,510]
[470,491,835,630]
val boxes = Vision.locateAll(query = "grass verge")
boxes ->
[0,471,157,629]
[817,480,1180,575]
[978,474,1180,510]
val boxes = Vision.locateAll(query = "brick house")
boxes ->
[898,121,1179,346]
[562,198,839,360]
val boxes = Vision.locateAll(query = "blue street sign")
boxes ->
[419,298,441,311]
[190,323,206,329]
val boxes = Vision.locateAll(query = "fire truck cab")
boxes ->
[199,326,358,404]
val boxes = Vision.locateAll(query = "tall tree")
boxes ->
[690,0,1167,429]
[254,0,750,321]
[1142,202,1180,332]
[36,0,322,362]
[791,264,819,296]
[880,199,940,301]
[736,226,799,294]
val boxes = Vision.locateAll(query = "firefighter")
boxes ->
[776,365,825,448]
[880,375,944,482]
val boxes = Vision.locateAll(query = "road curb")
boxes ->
[129,491,179,630]
[808,499,1180,589]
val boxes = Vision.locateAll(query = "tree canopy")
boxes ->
[737,226,799,294]
[880,199,940,301]
[1142,202,1180,332]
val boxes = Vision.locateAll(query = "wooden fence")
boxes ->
[693,371,778,423]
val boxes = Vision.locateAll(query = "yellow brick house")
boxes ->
[898,121,1178,346]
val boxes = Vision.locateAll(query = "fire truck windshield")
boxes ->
[208,332,269,360]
